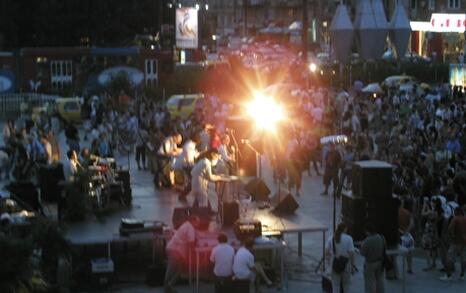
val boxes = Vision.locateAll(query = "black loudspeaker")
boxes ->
[38,164,65,202]
[7,181,41,212]
[225,117,256,177]
[244,178,270,201]
[172,207,211,230]
[352,160,393,199]
[342,191,398,246]
[271,190,299,214]
[145,265,165,286]
[115,170,132,206]
[222,201,240,226]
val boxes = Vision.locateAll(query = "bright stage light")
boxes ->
[247,92,285,132]
[309,62,317,73]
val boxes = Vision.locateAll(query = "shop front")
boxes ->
[411,13,465,63]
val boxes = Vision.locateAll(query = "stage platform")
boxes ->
[65,196,327,247]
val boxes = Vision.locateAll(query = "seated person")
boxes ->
[233,238,272,292]
[210,233,235,279]
[164,216,200,293]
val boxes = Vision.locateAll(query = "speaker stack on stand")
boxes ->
[342,160,398,247]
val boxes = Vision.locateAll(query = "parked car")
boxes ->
[166,94,204,119]
[383,75,418,88]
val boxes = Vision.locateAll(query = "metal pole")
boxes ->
[302,0,308,65]
[243,0,248,36]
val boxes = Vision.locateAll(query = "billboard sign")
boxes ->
[176,8,198,49]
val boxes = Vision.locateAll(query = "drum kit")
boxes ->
[87,157,124,210]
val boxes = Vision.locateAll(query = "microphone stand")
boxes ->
[227,129,242,176]
[243,139,262,179]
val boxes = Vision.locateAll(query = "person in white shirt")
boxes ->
[233,238,273,292]
[164,216,200,293]
[210,233,235,279]
[63,150,79,182]
[325,223,355,293]
[174,136,199,198]
[157,133,183,187]
[190,150,222,212]
[199,123,212,152]
[217,134,235,175]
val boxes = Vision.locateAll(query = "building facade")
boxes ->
[404,0,466,62]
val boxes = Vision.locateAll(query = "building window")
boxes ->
[50,60,72,90]
[411,0,417,9]
[448,0,460,9]
[144,59,158,86]
[428,0,435,10]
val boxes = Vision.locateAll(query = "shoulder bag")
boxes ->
[332,237,349,274]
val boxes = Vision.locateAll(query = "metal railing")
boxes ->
[0,93,60,119]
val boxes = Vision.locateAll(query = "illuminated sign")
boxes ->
[176,8,198,49]
[450,64,466,87]
[411,13,465,33]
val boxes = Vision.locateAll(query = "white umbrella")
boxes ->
[362,83,384,94]
[320,135,348,145]
[336,91,350,99]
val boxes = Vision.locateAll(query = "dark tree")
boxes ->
[0,0,162,49]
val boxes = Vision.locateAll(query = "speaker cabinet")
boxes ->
[271,190,299,214]
[222,201,240,226]
[172,207,212,230]
[342,191,398,246]
[352,160,392,199]
[38,164,65,202]
[145,265,165,286]
[244,178,270,201]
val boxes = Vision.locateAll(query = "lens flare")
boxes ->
[247,92,285,132]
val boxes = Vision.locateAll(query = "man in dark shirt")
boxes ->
[321,144,341,195]
[441,207,466,281]
[361,223,385,293]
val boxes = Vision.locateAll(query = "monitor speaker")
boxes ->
[271,190,299,214]
[244,178,270,201]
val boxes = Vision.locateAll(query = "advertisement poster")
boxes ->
[450,64,466,87]
[176,8,198,49]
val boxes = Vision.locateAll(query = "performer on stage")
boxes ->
[190,149,223,212]
[63,150,81,182]
[218,134,236,175]
[157,133,183,187]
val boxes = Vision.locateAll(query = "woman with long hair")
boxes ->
[326,223,356,293]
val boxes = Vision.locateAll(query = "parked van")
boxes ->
[166,94,204,119]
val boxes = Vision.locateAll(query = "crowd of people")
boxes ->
[1,74,466,293]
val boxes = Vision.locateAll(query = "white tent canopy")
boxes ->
[362,82,384,94]
[371,0,389,60]
[389,0,412,59]
[354,0,378,60]
[330,4,354,63]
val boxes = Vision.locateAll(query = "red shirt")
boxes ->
[449,215,466,245]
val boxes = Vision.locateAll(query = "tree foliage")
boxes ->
[0,0,161,49]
